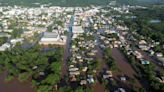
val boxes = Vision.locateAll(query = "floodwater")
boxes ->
[111,48,152,91]
[137,49,164,72]
[0,71,35,92]
[111,48,142,89]
[112,48,138,78]
[61,16,74,77]
[92,83,105,92]
[61,31,71,77]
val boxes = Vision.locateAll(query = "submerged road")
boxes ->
[112,48,151,91]
[112,48,142,88]
[137,49,164,72]
[61,15,74,77]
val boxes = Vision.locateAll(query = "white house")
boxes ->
[72,26,84,34]
[0,43,11,51]
[10,38,24,45]
[72,26,84,39]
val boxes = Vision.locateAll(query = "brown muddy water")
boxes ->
[111,48,151,91]
[92,83,105,92]
[0,71,35,92]
[111,48,142,87]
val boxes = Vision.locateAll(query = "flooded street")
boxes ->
[111,48,153,91]
[61,32,71,77]
[111,48,142,89]
[61,16,74,77]
[137,49,164,72]
[112,48,138,78]
[0,71,35,92]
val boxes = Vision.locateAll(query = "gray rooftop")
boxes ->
[0,32,10,37]
[43,32,58,38]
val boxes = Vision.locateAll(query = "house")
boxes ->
[138,40,150,51]
[156,77,164,83]
[139,40,147,44]
[39,32,66,45]
[113,44,118,48]
[0,32,11,38]
[69,71,80,75]
[39,72,45,76]
[103,70,113,79]
[72,26,84,38]
[140,59,150,65]
[87,52,95,56]
[0,43,11,51]
[72,45,76,49]
[21,30,33,38]
[120,76,126,81]
[82,67,88,72]
[3,29,13,33]
[157,57,164,66]
[134,51,143,59]
[69,68,79,72]
[149,50,155,56]
[69,65,74,68]
[109,29,117,34]
[114,88,126,92]
[32,66,38,70]
[10,38,24,45]
[161,77,164,83]
[156,53,163,57]
[106,70,113,77]
[138,45,150,51]
[87,75,94,84]
[70,75,77,81]
[80,80,87,85]
[103,75,110,79]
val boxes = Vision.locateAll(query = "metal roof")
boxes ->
[43,32,58,38]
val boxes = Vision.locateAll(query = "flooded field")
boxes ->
[0,71,35,92]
